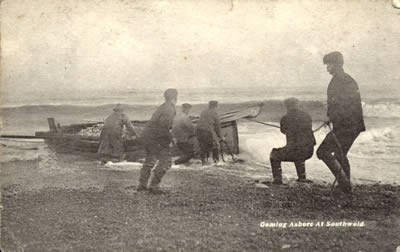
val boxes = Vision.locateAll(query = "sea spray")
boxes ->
[237,120,400,184]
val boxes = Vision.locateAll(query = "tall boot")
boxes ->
[294,161,306,180]
[270,159,282,185]
[341,157,351,181]
[200,152,207,166]
[138,165,152,190]
[212,148,219,163]
[322,157,351,193]
[148,168,167,194]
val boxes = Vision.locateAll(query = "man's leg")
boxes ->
[294,146,314,182]
[138,147,156,190]
[294,161,306,180]
[317,133,351,193]
[197,130,208,165]
[197,130,213,166]
[334,131,360,180]
[270,148,284,185]
[212,146,219,163]
[148,146,172,193]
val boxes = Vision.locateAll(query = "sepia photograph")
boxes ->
[0,0,399,251]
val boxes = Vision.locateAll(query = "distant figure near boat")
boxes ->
[317,51,365,194]
[98,104,137,164]
[269,97,316,185]
[196,101,225,166]
[172,103,196,165]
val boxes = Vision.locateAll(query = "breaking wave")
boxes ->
[362,102,400,118]
[2,99,400,121]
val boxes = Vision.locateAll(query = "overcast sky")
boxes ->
[1,0,399,102]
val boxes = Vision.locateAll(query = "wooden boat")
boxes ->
[35,103,263,158]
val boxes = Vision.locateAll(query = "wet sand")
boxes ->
[0,152,399,252]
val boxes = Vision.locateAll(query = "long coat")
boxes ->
[196,108,222,141]
[172,112,195,143]
[327,71,365,133]
[98,111,136,157]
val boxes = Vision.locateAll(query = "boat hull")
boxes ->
[35,103,263,158]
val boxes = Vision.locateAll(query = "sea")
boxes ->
[1,86,399,185]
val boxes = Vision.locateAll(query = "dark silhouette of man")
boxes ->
[138,89,177,194]
[317,51,365,193]
[270,98,316,184]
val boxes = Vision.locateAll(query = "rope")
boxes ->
[245,118,280,129]
[312,123,327,133]
[245,118,326,133]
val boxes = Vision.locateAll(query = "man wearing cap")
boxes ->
[172,103,196,165]
[98,104,137,164]
[138,89,178,194]
[196,100,223,165]
[269,98,316,184]
[317,51,365,193]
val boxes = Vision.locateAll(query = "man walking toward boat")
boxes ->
[138,89,178,194]
[196,100,223,166]
[98,104,137,164]
[317,51,365,194]
[172,103,196,165]
[269,98,316,184]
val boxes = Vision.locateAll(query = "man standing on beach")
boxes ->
[317,51,365,193]
[269,98,316,184]
[98,104,137,164]
[172,103,196,165]
[138,89,178,194]
[196,101,223,166]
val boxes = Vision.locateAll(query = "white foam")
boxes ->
[362,102,400,118]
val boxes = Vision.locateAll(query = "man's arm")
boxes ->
[280,116,288,134]
[184,116,195,136]
[159,107,176,143]
[214,113,222,139]
[122,114,137,136]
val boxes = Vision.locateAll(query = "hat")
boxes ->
[182,103,192,109]
[113,104,123,112]
[284,97,300,109]
[164,88,178,101]
[209,100,218,108]
[323,51,344,66]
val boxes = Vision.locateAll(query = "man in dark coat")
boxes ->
[270,98,316,184]
[316,51,365,193]
[172,103,196,165]
[138,89,177,194]
[196,101,223,165]
[98,104,137,164]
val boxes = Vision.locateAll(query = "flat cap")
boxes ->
[284,97,300,109]
[323,51,344,66]
[208,100,219,108]
[164,88,178,100]
[113,104,123,112]
[182,103,192,109]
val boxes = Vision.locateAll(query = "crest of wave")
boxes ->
[362,102,400,118]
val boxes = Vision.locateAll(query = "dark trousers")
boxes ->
[139,143,171,189]
[317,130,360,179]
[270,146,314,182]
[174,141,195,165]
[196,129,219,163]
